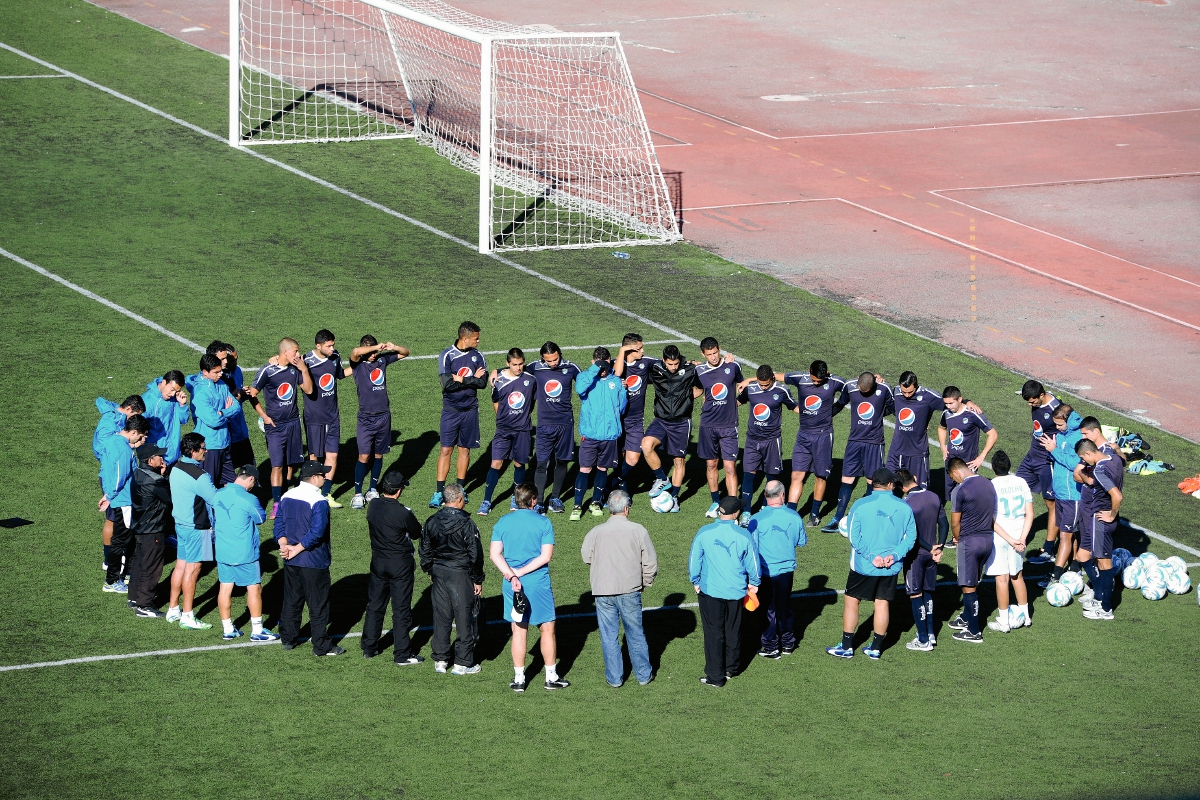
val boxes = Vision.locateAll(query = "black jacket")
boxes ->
[648,360,698,422]
[131,464,171,536]
[365,496,422,558]
[419,506,485,585]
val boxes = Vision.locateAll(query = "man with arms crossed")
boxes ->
[421,482,485,674]
[434,322,487,508]
[364,471,426,665]
[278,462,342,656]
[303,330,346,508]
[479,348,534,516]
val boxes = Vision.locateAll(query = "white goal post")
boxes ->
[230,0,682,253]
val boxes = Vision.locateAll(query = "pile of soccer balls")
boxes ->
[1122,553,1192,600]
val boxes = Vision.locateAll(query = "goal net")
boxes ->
[231,0,682,253]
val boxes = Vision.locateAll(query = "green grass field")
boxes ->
[2,2,1199,798]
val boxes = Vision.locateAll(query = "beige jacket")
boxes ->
[580,514,658,596]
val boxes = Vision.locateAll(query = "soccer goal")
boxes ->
[230,0,682,253]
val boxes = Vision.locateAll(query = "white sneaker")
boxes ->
[165,607,181,623]
[350,493,365,510]
[450,664,481,675]
[906,637,934,652]
[365,489,379,502]
[987,618,1011,633]
[1082,607,1114,621]
[433,660,448,673]
[648,478,670,498]
[928,634,936,646]
[1080,585,1095,603]
[1081,597,1101,612]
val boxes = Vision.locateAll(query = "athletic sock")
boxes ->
[835,483,854,519]
[251,616,264,635]
[591,471,609,505]
[841,631,854,650]
[534,465,549,502]
[168,605,180,616]
[870,632,885,652]
[221,618,235,635]
[1099,568,1115,612]
[484,468,501,502]
[653,466,667,481]
[710,490,721,504]
[546,663,559,682]
[513,465,527,486]
[911,596,929,643]
[320,479,331,496]
[271,485,283,503]
[620,460,636,483]
[552,464,568,499]
[514,666,525,683]
[436,479,446,493]
[1044,538,1058,557]
[1018,603,1029,621]
[669,483,681,498]
[962,592,980,635]
[1069,559,1084,574]
[924,593,934,624]
[181,611,195,624]
[355,461,369,494]
[741,471,755,511]
[786,502,797,511]
[574,471,589,507]
[1051,564,1065,581]
[1083,559,1100,588]
[369,457,382,491]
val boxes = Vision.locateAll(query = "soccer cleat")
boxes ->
[987,619,1011,633]
[1082,607,1114,621]
[268,501,279,520]
[477,500,493,516]
[740,512,751,527]
[434,661,448,674]
[705,502,720,519]
[318,646,347,657]
[860,645,881,660]
[462,493,469,506]
[179,617,213,631]
[510,680,526,693]
[648,478,670,498]
[758,647,781,659]
[724,671,738,681]
[826,644,854,659]
[544,678,570,690]
[325,496,344,509]
[429,491,443,509]
[250,629,280,642]
[165,607,182,623]
[906,637,934,652]
[365,489,379,502]
[350,494,366,510]
[947,615,969,631]
[952,630,983,643]
[450,663,481,675]
[591,503,604,517]
[222,628,245,640]
[547,498,565,514]
[805,513,820,528]
[281,643,296,651]
[820,519,841,534]
[102,580,129,594]
[396,655,426,667]
[699,676,725,687]
[569,506,583,521]
[134,606,165,619]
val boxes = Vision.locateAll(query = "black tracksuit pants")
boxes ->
[105,509,133,585]
[128,532,165,608]
[430,565,478,667]
[280,565,333,654]
[361,553,416,661]
[698,592,743,685]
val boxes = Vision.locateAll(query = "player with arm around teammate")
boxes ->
[572,347,628,520]
[737,365,798,526]
[93,394,146,572]
[1074,439,1123,621]
[937,386,998,508]
[642,345,699,510]
[985,451,1033,633]
[820,372,894,534]
[479,348,535,516]
[1035,404,1083,582]
[693,337,744,518]
[526,342,583,513]
[896,468,947,651]
[776,360,846,525]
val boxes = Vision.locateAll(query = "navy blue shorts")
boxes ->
[357,412,392,457]
[491,428,531,464]
[265,417,303,467]
[645,418,691,459]
[1017,449,1055,500]
[304,418,341,459]
[956,534,993,588]
[622,416,645,454]
[843,441,885,479]
[904,548,937,595]
[440,408,480,449]
[1055,498,1080,534]
[887,451,930,488]
[792,430,833,478]
[202,445,235,488]
[743,436,783,475]
[536,424,575,463]
[1080,512,1115,559]
[698,425,739,462]
[579,437,619,470]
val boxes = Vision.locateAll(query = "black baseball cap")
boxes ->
[235,464,260,481]
[871,467,897,486]
[718,496,742,515]
[136,443,167,461]
[299,462,332,479]
[378,471,410,494]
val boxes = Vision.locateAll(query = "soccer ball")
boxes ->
[1122,562,1144,589]
[1141,582,1168,601]
[837,516,850,538]
[650,491,676,513]
[1046,582,1073,607]
[1163,556,1187,575]
[1138,552,1160,567]
[1059,571,1085,596]
[1112,548,1135,574]
[1144,564,1168,589]
[1165,570,1192,595]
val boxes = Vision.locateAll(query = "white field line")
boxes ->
[0,74,69,79]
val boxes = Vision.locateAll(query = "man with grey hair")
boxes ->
[420,482,485,675]
[748,480,806,658]
[580,489,658,687]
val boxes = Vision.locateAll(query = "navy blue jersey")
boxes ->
[439,346,487,411]
[525,360,582,427]
[1028,396,1061,459]
[1081,454,1123,515]
[840,380,894,444]
[738,381,796,441]
[253,362,303,423]
[952,474,997,537]
[303,350,345,424]
[492,371,535,432]
[620,356,656,422]
[940,408,992,460]
[352,352,397,415]
[890,387,944,457]
[784,373,846,433]
[904,487,944,551]
[695,361,744,428]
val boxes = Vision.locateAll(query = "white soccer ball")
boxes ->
[1138,552,1160,567]
[837,515,850,538]
[1122,562,1144,589]
[1046,582,1073,607]
[1059,571,1085,597]
[650,491,676,513]
[1163,556,1187,575]
[1141,582,1168,601]
[1144,564,1168,588]
[1165,570,1192,595]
